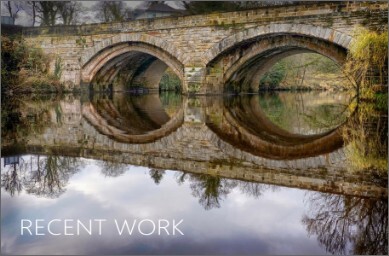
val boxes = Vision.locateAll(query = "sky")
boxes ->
[1,1,183,26]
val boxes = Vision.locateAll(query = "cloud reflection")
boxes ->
[1,158,328,255]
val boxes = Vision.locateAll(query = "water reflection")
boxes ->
[303,193,388,255]
[176,172,278,210]
[1,155,84,198]
[1,156,275,211]
[99,161,128,178]
[342,100,388,172]
[149,168,166,184]
[186,173,237,210]
[1,91,387,255]
[257,91,352,134]
[1,92,386,197]
[206,94,348,159]
[83,93,184,143]
[1,156,387,255]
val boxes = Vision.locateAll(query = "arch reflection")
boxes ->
[206,94,353,160]
[82,92,184,144]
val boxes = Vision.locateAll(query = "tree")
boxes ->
[238,181,278,198]
[2,1,25,19]
[149,169,165,185]
[1,163,23,196]
[179,1,294,14]
[27,1,38,26]
[23,156,82,198]
[189,174,237,210]
[1,155,83,199]
[23,1,81,26]
[259,62,286,90]
[93,1,131,23]
[56,1,82,25]
[36,1,58,26]
[179,1,238,15]
[302,193,388,255]
[1,35,51,94]
[99,161,127,177]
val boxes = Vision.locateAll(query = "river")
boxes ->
[1,91,387,255]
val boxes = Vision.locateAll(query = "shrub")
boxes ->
[159,68,182,92]
[259,62,286,90]
[343,27,388,97]
[1,35,60,95]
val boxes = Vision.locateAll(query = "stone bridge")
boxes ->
[21,2,388,94]
[2,94,387,199]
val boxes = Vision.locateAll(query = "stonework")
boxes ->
[22,2,388,94]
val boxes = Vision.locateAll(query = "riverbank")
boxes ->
[1,35,65,96]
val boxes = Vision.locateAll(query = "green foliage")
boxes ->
[343,101,388,173]
[1,36,21,91]
[159,69,181,92]
[76,37,87,48]
[159,91,182,107]
[259,62,286,90]
[1,35,60,95]
[349,27,387,69]
[343,27,388,95]
[374,92,388,112]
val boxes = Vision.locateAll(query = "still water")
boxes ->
[1,91,387,255]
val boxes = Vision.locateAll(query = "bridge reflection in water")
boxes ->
[1,91,387,254]
[1,91,386,199]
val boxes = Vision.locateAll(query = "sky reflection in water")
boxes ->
[2,157,326,255]
[1,91,387,255]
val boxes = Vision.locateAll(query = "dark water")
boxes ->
[1,91,387,255]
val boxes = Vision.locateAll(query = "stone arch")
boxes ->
[90,51,165,91]
[202,24,353,66]
[81,33,185,67]
[202,24,352,93]
[245,49,312,90]
[223,35,348,91]
[81,43,184,85]
[80,34,185,91]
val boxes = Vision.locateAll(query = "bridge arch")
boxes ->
[80,34,185,92]
[202,24,352,93]
[202,24,352,65]
[226,35,347,91]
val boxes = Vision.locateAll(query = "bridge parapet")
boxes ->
[22,2,387,37]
